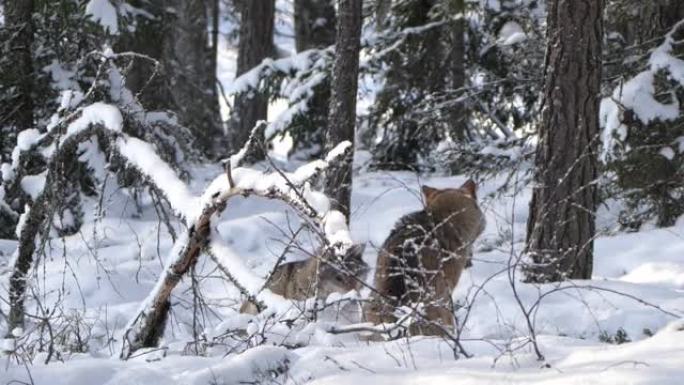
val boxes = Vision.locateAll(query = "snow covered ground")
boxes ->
[2,2,683,382]
[1,160,683,384]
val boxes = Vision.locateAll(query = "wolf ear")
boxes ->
[461,179,477,198]
[421,185,439,202]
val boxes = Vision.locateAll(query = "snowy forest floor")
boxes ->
[1,155,684,385]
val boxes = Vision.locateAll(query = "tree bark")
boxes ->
[116,0,223,159]
[375,0,391,30]
[525,0,603,282]
[612,0,684,46]
[295,0,336,52]
[1,0,34,142]
[293,0,336,155]
[166,0,224,159]
[324,0,362,221]
[445,0,466,140]
[6,126,102,335]
[229,0,275,154]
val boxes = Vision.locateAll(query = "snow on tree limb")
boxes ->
[120,135,353,358]
[4,98,355,357]
[601,19,684,161]
[116,136,198,221]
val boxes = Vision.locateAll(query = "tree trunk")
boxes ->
[445,0,466,141]
[6,126,102,336]
[324,0,362,221]
[0,0,34,238]
[229,0,275,154]
[375,0,391,30]
[116,0,223,159]
[166,0,224,159]
[114,0,170,111]
[525,0,603,282]
[612,0,684,46]
[293,0,336,156]
[295,0,336,52]
[1,0,33,144]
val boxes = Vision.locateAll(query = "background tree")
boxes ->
[525,0,604,282]
[366,0,468,170]
[602,0,684,228]
[289,0,336,157]
[324,0,362,221]
[0,0,34,157]
[229,0,275,154]
[0,0,34,238]
[166,0,224,159]
[117,0,223,159]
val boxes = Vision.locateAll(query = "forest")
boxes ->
[0,0,683,384]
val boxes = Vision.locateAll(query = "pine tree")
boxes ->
[324,0,362,221]
[229,0,275,155]
[291,0,336,157]
[603,0,684,228]
[0,0,34,238]
[117,0,223,159]
[166,0,224,159]
[367,0,468,170]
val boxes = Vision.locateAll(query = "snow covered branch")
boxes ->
[120,137,353,358]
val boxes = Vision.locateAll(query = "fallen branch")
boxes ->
[120,125,352,358]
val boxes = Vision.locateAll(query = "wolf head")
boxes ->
[318,243,368,297]
[420,179,485,243]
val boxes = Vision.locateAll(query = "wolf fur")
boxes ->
[364,180,485,336]
[240,244,368,314]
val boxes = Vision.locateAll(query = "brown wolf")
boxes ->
[364,180,485,336]
[240,244,368,314]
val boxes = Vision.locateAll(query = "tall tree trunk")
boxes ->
[324,0,362,221]
[375,0,391,30]
[525,0,603,282]
[445,0,466,141]
[293,0,336,156]
[612,0,684,46]
[1,0,34,238]
[116,0,223,159]
[1,0,33,143]
[115,0,170,111]
[167,0,224,159]
[229,0,275,154]
[211,0,220,80]
[295,0,336,52]
[604,0,684,228]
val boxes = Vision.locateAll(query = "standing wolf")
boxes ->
[364,180,485,336]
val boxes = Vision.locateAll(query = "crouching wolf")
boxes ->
[240,244,368,314]
[364,180,485,336]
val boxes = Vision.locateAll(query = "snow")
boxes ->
[43,60,77,91]
[497,21,526,46]
[85,0,119,35]
[14,205,29,239]
[2,7,684,385]
[116,136,198,220]
[601,20,684,160]
[323,210,353,246]
[16,129,42,151]
[20,172,47,200]
[65,103,123,140]
[1,162,14,182]
[659,146,675,160]
[2,166,684,385]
